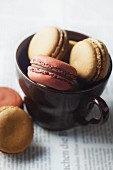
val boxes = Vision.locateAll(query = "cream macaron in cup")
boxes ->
[16,27,112,131]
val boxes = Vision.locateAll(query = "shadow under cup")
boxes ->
[16,31,112,131]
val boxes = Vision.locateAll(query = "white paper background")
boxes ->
[0,0,113,170]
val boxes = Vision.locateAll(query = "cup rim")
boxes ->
[16,31,112,95]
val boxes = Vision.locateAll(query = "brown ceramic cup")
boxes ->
[16,31,112,131]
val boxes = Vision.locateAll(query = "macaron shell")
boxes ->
[0,106,33,154]
[91,38,110,79]
[0,87,23,107]
[28,26,60,60]
[28,66,73,90]
[101,42,110,78]
[87,38,110,80]
[28,55,77,91]
[70,40,97,81]
[50,29,64,58]
[56,30,68,60]
[84,38,102,81]
[31,55,77,75]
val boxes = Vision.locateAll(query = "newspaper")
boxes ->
[0,0,113,169]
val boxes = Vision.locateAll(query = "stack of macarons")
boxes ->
[0,87,34,154]
[27,26,110,91]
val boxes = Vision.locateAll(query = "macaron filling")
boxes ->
[51,28,64,58]
[51,29,68,60]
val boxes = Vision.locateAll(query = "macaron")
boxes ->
[27,55,78,91]
[69,38,110,82]
[28,26,68,60]
[67,40,78,58]
[0,106,34,154]
[69,40,77,47]
[0,87,23,107]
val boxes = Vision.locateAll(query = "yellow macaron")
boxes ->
[0,106,34,154]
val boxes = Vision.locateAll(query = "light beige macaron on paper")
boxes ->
[0,106,34,154]
[28,26,68,60]
[69,38,110,83]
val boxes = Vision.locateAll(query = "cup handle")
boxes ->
[79,96,109,125]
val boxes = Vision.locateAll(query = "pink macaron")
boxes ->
[27,55,77,91]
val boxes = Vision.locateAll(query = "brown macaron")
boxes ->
[0,87,23,108]
[0,106,34,154]
[28,26,68,60]
[69,38,110,82]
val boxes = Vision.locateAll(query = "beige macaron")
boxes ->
[69,38,110,82]
[0,106,34,154]
[28,26,68,60]
[69,40,77,47]
[67,40,77,56]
